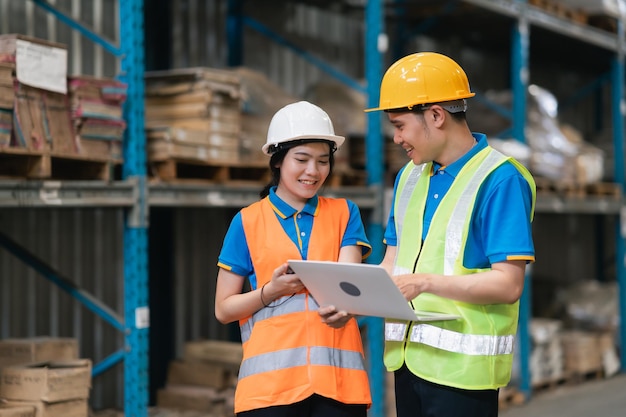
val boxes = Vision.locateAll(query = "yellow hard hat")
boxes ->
[365,52,475,112]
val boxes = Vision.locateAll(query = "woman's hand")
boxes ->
[318,305,353,328]
[262,263,305,304]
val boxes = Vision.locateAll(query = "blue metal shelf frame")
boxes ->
[611,20,626,370]
[29,1,149,416]
[510,12,533,399]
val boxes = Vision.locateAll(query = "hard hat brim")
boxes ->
[262,134,345,155]
[364,93,475,113]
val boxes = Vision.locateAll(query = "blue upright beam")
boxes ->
[610,21,626,372]
[119,1,149,416]
[227,0,244,67]
[365,1,386,417]
[511,18,529,145]
[510,12,533,399]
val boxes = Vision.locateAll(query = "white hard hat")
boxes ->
[262,101,345,155]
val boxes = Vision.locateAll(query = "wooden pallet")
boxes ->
[327,167,367,187]
[0,146,120,180]
[498,386,526,411]
[532,368,604,393]
[148,158,369,187]
[529,0,588,24]
[535,178,622,199]
[149,158,270,185]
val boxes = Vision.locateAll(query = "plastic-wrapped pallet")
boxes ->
[529,318,564,386]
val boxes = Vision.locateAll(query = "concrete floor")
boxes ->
[500,373,626,417]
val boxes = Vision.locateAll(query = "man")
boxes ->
[365,52,536,417]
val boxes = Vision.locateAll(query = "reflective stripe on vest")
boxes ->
[240,293,319,343]
[239,346,366,379]
[385,322,514,355]
[396,163,426,248]
[393,162,426,276]
[443,150,505,275]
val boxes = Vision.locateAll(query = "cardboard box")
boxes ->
[156,385,225,414]
[0,360,91,402]
[166,360,234,390]
[0,405,36,417]
[1,400,87,417]
[183,340,242,371]
[0,338,79,369]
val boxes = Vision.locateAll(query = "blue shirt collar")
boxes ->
[268,186,319,219]
[433,132,487,178]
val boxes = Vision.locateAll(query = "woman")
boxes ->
[215,101,372,417]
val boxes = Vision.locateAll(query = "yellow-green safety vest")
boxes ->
[384,146,536,390]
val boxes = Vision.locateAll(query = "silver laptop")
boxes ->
[287,260,460,322]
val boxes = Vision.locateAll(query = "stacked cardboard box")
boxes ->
[0,34,74,154]
[0,338,79,369]
[156,340,241,416]
[0,404,35,417]
[0,360,91,417]
[68,75,127,161]
[145,67,242,168]
[0,338,89,417]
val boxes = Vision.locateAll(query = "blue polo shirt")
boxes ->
[384,133,535,269]
[218,187,372,290]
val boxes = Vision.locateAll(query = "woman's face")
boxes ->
[275,141,332,209]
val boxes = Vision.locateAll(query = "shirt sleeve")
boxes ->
[469,161,535,266]
[342,200,373,260]
[217,211,254,277]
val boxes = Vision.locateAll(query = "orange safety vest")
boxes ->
[235,196,371,413]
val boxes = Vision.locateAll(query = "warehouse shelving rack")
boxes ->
[0,1,150,417]
[458,0,626,400]
[1,1,625,416]
[0,2,381,417]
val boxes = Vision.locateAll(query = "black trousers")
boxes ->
[237,394,368,417]
[394,364,499,417]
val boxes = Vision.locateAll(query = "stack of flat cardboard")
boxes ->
[156,340,241,416]
[0,34,74,154]
[145,68,241,167]
[0,338,90,417]
[68,75,127,161]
